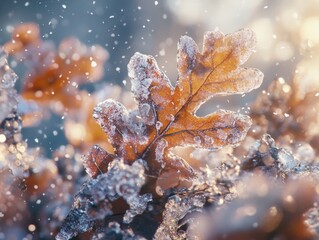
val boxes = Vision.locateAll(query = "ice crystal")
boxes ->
[241,134,304,175]
[92,222,146,240]
[0,49,40,176]
[57,158,151,239]
[154,193,206,240]
[0,49,18,123]
[305,207,319,235]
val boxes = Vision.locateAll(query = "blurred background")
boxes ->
[0,0,318,154]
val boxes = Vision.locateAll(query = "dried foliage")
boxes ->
[4,23,108,111]
[85,28,263,189]
[59,28,264,239]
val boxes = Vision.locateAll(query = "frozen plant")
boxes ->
[1,19,319,240]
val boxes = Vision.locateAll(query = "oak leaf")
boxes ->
[64,85,136,152]
[85,28,263,191]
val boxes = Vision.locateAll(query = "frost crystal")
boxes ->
[94,99,129,138]
[139,103,154,125]
[305,207,319,235]
[177,35,198,75]
[123,193,152,224]
[154,193,206,240]
[155,139,168,167]
[92,222,146,240]
[0,49,40,176]
[277,148,299,171]
[128,52,173,104]
[0,49,18,123]
[57,158,151,240]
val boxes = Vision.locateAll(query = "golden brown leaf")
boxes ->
[86,29,263,191]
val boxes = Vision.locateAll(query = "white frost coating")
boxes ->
[250,69,264,91]
[179,36,197,58]
[204,135,214,145]
[230,28,257,65]
[127,110,149,144]
[225,68,264,95]
[93,99,128,136]
[0,49,18,88]
[139,103,155,125]
[0,49,38,177]
[133,77,152,100]
[93,222,146,239]
[111,159,152,224]
[58,158,152,239]
[128,52,153,100]
[110,125,117,137]
[0,49,19,123]
[154,194,206,240]
[0,89,18,124]
[155,139,168,167]
[93,99,150,148]
[139,103,151,117]
[194,136,202,146]
[123,193,152,224]
[277,149,299,171]
[166,114,175,121]
[217,129,228,141]
[213,110,251,129]
[155,121,163,131]
[203,30,223,52]
[202,28,257,66]
[178,36,198,72]
[294,143,315,164]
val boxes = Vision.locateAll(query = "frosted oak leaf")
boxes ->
[85,28,263,191]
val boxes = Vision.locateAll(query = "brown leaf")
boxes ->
[248,76,319,147]
[4,23,108,111]
[83,145,115,178]
[88,29,263,191]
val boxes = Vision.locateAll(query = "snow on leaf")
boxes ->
[174,29,263,113]
[88,28,263,191]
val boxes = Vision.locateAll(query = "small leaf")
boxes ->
[83,145,115,178]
